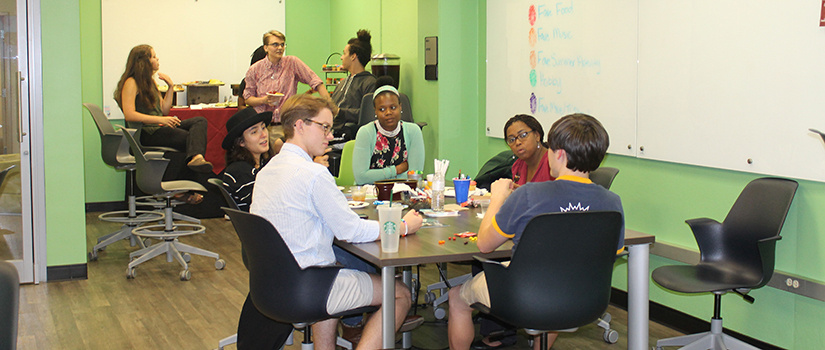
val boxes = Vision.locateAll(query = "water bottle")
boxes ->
[431,174,445,211]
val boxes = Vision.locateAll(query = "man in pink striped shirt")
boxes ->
[244,29,330,143]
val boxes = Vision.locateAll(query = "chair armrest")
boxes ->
[144,151,166,160]
[758,235,782,243]
[416,122,428,129]
[120,127,180,153]
[143,146,181,153]
[470,302,491,314]
[754,235,782,287]
[473,256,503,266]
[686,217,724,259]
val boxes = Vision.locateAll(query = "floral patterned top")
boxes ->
[369,124,408,170]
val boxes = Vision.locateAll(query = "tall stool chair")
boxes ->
[83,103,163,260]
[121,128,224,281]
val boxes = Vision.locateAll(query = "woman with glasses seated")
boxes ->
[352,81,424,185]
[505,114,554,186]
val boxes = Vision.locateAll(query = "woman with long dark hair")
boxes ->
[114,44,212,175]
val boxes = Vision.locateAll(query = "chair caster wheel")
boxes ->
[143,238,152,247]
[215,259,226,270]
[601,312,612,323]
[603,329,619,344]
[88,252,98,262]
[126,267,136,279]
[182,253,191,263]
[424,291,436,304]
[180,270,191,281]
[434,307,447,320]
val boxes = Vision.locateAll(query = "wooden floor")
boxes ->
[15,213,684,349]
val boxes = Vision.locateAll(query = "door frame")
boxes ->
[26,0,46,284]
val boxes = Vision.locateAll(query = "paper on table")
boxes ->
[420,209,460,217]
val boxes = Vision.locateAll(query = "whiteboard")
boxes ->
[101,0,285,120]
[487,0,825,182]
[637,0,825,182]
[486,0,638,157]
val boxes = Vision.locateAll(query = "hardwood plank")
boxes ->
[12,213,682,349]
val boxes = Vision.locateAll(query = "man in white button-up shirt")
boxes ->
[251,94,422,350]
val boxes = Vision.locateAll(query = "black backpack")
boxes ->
[474,150,516,191]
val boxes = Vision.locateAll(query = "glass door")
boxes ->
[0,0,34,283]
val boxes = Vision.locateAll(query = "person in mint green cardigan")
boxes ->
[352,84,424,185]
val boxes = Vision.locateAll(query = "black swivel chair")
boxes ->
[652,177,798,350]
[223,208,378,349]
[121,129,224,281]
[83,103,164,260]
[472,211,623,349]
[207,178,241,211]
[0,165,15,191]
[0,261,19,350]
[590,167,620,190]
[207,178,245,350]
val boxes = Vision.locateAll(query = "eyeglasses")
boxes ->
[267,42,286,48]
[506,130,534,145]
[305,119,332,135]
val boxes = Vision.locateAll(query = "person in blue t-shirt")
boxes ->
[447,113,625,350]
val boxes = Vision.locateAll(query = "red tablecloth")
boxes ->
[169,107,238,174]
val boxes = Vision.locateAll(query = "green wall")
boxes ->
[42,0,87,266]
[70,0,825,347]
[80,0,122,203]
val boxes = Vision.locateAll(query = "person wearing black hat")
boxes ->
[222,107,296,350]
[221,107,274,212]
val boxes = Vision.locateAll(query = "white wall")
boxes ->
[101,0,285,119]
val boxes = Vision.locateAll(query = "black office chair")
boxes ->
[0,260,19,350]
[121,129,224,281]
[223,208,377,349]
[0,165,14,191]
[207,178,241,211]
[652,177,798,350]
[590,167,620,190]
[83,103,164,260]
[357,92,427,130]
[472,211,623,349]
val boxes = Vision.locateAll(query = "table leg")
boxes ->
[382,266,395,349]
[402,268,413,349]
[627,243,650,350]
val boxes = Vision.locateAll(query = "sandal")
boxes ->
[174,192,203,205]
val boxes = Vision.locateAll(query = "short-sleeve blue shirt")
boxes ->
[493,175,625,252]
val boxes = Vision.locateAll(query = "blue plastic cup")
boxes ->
[453,178,471,204]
